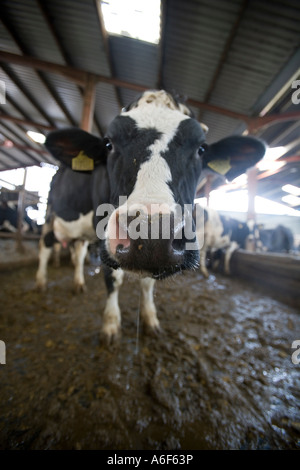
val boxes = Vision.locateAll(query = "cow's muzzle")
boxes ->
[103,206,198,278]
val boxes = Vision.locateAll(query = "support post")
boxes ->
[80,75,97,132]
[16,168,27,253]
[205,175,213,207]
[247,166,257,221]
[246,166,258,251]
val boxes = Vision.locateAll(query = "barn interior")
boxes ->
[0,0,300,451]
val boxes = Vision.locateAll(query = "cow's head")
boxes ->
[45,90,266,280]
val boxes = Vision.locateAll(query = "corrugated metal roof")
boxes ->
[0,0,299,210]
[41,0,111,75]
[94,82,121,134]
[0,0,66,64]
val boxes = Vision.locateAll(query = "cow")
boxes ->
[197,207,255,277]
[36,89,266,341]
[256,224,295,253]
[0,200,37,233]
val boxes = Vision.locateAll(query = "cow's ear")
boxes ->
[202,136,266,181]
[45,128,106,171]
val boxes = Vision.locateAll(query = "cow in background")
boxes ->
[36,90,266,341]
[256,224,295,253]
[197,207,254,277]
[0,200,37,233]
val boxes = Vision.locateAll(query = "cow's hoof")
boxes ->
[201,269,209,279]
[143,322,161,337]
[101,324,121,346]
[142,313,161,336]
[35,282,47,292]
[74,283,87,294]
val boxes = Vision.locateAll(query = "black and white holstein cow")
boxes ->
[0,200,37,233]
[36,90,266,341]
[256,224,295,253]
[198,207,255,277]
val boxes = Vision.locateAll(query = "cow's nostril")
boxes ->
[171,237,185,253]
[116,242,130,254]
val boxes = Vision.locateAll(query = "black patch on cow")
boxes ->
[220,216,232,236]
[49,167,108,222]
[259,225,294,253]
[44,230,58,247]
[220,216,250,249]
[101,265,116,294]
[105,116,162,205]
[160,119,206,207]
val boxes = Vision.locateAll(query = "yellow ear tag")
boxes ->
[72,150,94,171]
[207,157,231,175]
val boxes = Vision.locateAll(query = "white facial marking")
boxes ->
[121,92,191,208]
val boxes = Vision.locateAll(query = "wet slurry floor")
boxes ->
[0,259,299,450]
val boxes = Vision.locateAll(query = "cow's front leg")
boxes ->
[72,239,89,293]
[102,266,124,342]
[36,237,53,291]
[140,277,160,333]
[224,241,239,275]
[199,244,209,278]
[53,242,62,268]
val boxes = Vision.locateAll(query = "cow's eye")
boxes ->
[104,137,113,151]
[198,143,208,156]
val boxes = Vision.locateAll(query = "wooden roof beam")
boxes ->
[2,51,300,127]
[0,51,87,86]
[0,147,24,168]
[0,114,48,166]
[250,111,300,131]
[0,118,54,166]
[0,142,49,155]
[3,91,51,137]
[0,113,55,131]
